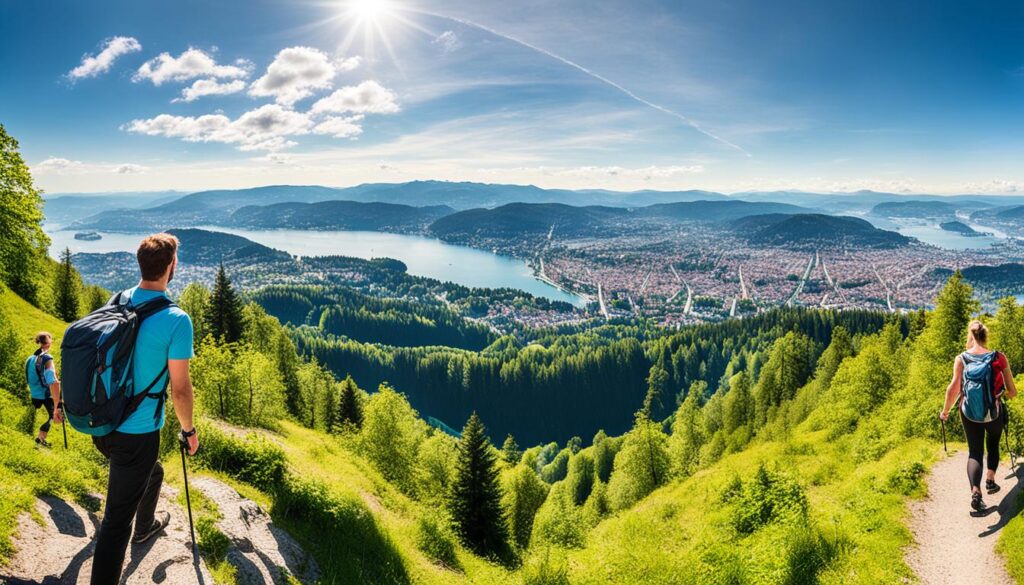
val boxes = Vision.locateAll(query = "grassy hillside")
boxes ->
[0,286,69,358]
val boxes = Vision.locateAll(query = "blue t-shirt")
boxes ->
[117,286,194,435]
[25,353,57,400]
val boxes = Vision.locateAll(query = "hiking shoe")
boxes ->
[132,511,170,544]
[986,479,1001,494]
[971,492,985,512]
[34,437,51,448]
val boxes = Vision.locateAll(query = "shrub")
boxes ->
[414,514,460,570]
[194,423,287,489]
[885,461,927,495]
[521,549,570,585]
[782,526,844,585]
[728,465,808,535]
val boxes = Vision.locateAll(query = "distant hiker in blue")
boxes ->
[25,331,61,447]
[86,233,199,585]
[940,320,1018,513]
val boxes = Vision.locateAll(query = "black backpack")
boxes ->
[26,351,53,397]
[60,292,174,436]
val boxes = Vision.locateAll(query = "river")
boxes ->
[45,226,585,306]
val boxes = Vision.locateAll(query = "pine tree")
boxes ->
[337,375,363,429]
[501,434,521,465]
[450,412,508,558]
[205,263,243,343]
[84,285,109,313]
[53,247,81,321]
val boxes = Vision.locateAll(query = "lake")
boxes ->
[868,218,1005,250]
[45,226,585,306]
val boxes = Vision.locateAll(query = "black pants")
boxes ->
[90,431,163,585]
[961,408,1006,490]
[31,397,54,432]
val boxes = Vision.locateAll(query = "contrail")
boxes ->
[410,8,750,156]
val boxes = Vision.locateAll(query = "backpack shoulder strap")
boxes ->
[133,296,174,320]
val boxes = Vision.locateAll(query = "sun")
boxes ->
[348,0,394,22]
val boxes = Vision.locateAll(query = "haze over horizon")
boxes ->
[4,0,1023,195]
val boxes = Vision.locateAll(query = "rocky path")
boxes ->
[906,451,1022,585]
[0,477,317,584]
[0,487,211,584]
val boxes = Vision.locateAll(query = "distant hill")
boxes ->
[970,205,1024,227]
[43,191,182,225]
[637,200,811,222]
[230,200,454,232]
[429,202,629,240]
[870,200,958,219]
[735,213,913,249]
[933,263,1024,288]
[167,228,293,264]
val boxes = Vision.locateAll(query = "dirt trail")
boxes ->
[906,451,1022,585]
[191,477,319,584]
[0,486,212,584]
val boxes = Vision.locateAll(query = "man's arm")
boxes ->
[168,359,198,455]
[46,363,62,423]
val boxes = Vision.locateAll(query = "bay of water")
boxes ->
[869,218,1005,250]
[46,226,584,306]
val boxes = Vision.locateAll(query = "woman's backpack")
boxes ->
[60,292,174,436]
[961,351,1000,422]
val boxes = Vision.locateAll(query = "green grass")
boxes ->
[0,287,68,360]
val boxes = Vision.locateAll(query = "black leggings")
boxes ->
[961,408,1006,489]
[31,397,54,433]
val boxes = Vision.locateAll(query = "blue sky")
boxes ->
[2,0,1023,194]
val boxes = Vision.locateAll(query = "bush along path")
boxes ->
[906,450,1022,585]
[0,486,213,584]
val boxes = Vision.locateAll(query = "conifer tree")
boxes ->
[337,375,363,429]
[205,263,243,343]
[450,412,508,558]
[501,433,521,465]
[53,247,81,321]
[84,285,109,312]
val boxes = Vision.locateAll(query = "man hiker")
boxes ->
[25,331,61,447]
[940,320,1018,512]
[89,233,199,585]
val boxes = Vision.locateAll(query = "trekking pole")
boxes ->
[178,431,197,555]
[940,415,947,454]
[60,403,68,450]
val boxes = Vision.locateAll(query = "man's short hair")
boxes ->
[137,233,179,281]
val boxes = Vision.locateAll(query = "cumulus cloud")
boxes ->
[33,158,84,172]
[33,157,147,174]
[113,163,147,174]
[135,48,251,86]
[173,78,247,102]
[433,31,462,53]
[249,47,357,105]
[313,115,364,139]
[124,104,314,151]
[68,36,142,80]
[311,81,400,115]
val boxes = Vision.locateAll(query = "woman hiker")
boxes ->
[25,331,62,448]
[940,320,1018,512]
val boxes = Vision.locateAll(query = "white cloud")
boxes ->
[33,157,147,175]
[135,48,251,86]
[124,104,313,151]
[249,47,354,106]
[68,36,142,80]
[33,158,84,172]
[114,163,148,174]
[173,79,247,103]
[311,81,400,115]
[433,31,462,53]
[313,115,364,139]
